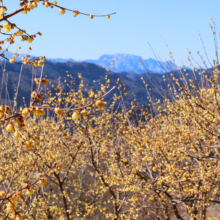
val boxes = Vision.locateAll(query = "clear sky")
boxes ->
[4,0,220,65]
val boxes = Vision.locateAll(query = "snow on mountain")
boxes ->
[85,54,172,74]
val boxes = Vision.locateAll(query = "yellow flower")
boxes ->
[11,213,16,219]
[95,100,105,110]
[5,27,10,32]
[14,131,20,138]
[38,177,47,187]
[0,8,4,15]
[56,163,61,171]
[6,106,11,113]
[82,98,86,105]
[32,2,38,8]
[25,141,32,149]
[9,59,15,63]
[34,78,40,84]
[27,37,34,43]
[42,78,48,85]
[81,109,87,116]
[0,191,5,197]
[31,91,37,98]
[89,91,94,98]
[53,1,57,5]
[16,30,23,36]
[27,2,34,9]
[72,111,81,121]
[6,202,15,213]
[25,187,33,196]
[3,23,9,29]
[15,214,23,220]
[6,124,14,132]
[11,191,22,201]
[29,108,34,114]
[40,109,45,116]
[73,12,79,17]
[54,107,62,115]
[59,8,65,15]
[22,108,29,115]
[21,10,28,14]
[0,105,5,112]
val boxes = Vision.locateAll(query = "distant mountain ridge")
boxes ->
[49,54,174,74]
[84,54,173,74]
[2,52,174,74]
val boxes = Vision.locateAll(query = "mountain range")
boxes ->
[2,52,175,74]
[50,54,175,74]
[84,54,174,74]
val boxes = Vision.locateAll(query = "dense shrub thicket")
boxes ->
[0,1,219,220]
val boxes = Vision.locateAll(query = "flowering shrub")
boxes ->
[0,0,115,64]
[0,2,220,220]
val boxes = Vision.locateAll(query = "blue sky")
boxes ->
[4,0,220,65]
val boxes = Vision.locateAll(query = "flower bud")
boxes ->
[72,111,81,121]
